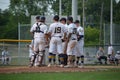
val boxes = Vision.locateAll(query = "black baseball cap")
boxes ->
[74,20,80,23]
[60,18,66,22]
[67,16,73,22]
[53,15,59,21]
[36,16,40,19]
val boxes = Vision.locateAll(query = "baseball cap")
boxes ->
[53,15,59,21]
[60,18,66,22]
[36,16,40,19]
[74,20,80,23]
[67,16,73,22]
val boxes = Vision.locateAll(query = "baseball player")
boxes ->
[47,15,67,67]
[74,20,84,68]
[30,16,48,67]
[1,47,10,65]
[59,18,68,66]
[107,43,115,64]
[64,17,77,68]
[108,43,114,58]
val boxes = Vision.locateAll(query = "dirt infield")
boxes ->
[0,65,120,74]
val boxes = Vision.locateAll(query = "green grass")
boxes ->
[0,69,120,80]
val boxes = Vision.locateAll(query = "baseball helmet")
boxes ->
[40,16,46,22]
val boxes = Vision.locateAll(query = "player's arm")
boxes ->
[63,32,67,40]
[63,33,71,54]
[62,26,67,42]
[45,32,51,46]
[67,33,71,43]
[45,25,52,42]
[96,51,100,58]
[30,26,35,39]
[77,35,84,41]
[66,27,72,43]
[30,32,34,39]
[77,28,84,41]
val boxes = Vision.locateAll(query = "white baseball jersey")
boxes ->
[48,22,66,37]
[30,22,48,52]
[67,23,77,55]
[2,50,9,57]
[108,46,113,55]
[2,50,10,64]
[77,26,84,36]
[74,26,84,57]
[67,23,77,40]
[64,24,68,32]
[48,22,66,54]
[30,22,48,38]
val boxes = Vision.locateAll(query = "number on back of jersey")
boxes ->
[72,28,77,34]
[54,27,61,33]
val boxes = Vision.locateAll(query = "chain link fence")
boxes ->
[0,22,120,66]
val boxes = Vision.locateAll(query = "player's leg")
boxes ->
[48,38,56,67]
[30,53,37,67]
[29,51,34,65]
[72,55,76,66]
[79,55,84,67]
[6,57,9,64]
[103,56,107,64]
[29,38,39,67]
[115,58,119,66]
[65,40,77,67]
[52,54,56,65]
[73,44,79,66]
[66,41,72,65]
[76,57,80,65]
[98,56,102,64]
[61,41,68,65]
[37,51,43,66]
[2,56,5,64]
[62,54,68,65]
[48,53,53,67]
[38,39,46,66]
[4,57,7,64]
[78,40,85,68]
[58,54,64,67]
[57,38,64,67]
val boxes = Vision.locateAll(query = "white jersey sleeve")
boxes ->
[77,26,84,35]
[67,23,77,40]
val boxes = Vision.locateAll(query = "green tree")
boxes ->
[0,9,12,39]
[85,26,100,45]
[0,0,54,39]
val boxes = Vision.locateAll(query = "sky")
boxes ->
[0,0,10,10]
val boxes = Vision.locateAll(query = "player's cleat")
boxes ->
[74,64,78,68]
[29,63,33,68]
[47,64,51,67]
[78,65,84,68]
[60,64,64,68]
[64,64,72,68]
[78,64,84,68]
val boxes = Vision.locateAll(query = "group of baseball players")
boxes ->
[29,15,84,68]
